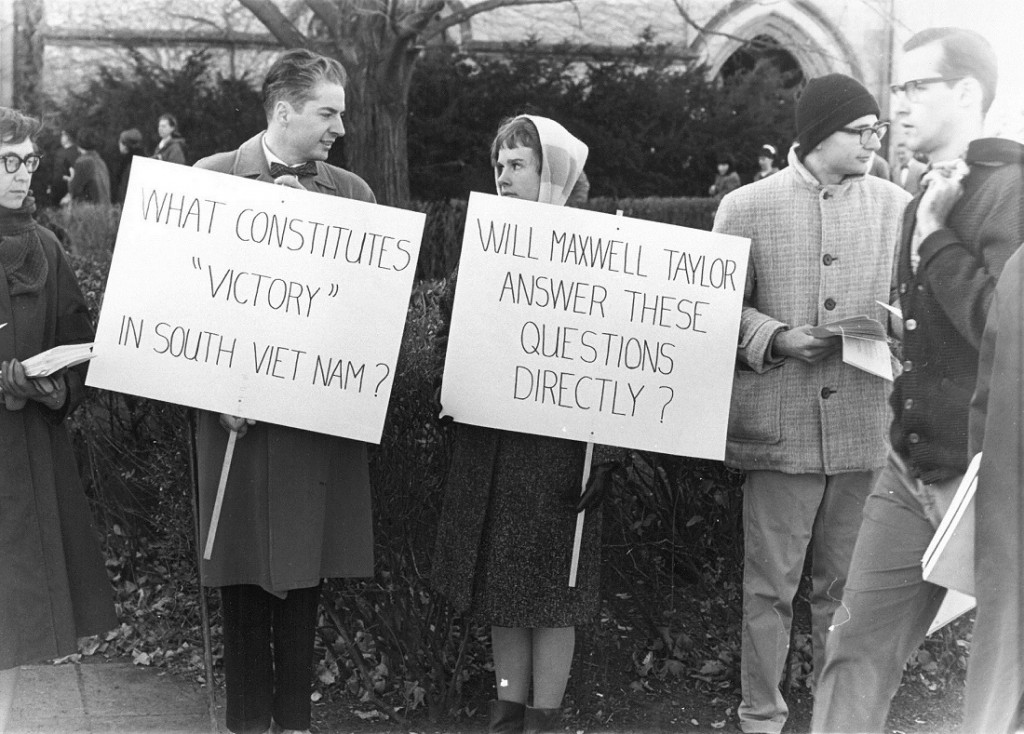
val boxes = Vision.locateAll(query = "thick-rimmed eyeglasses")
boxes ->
[0,153,42,174]
[837,121,890,146]
[890,76,965,102]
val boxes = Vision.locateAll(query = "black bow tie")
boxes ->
[269,161,317,178]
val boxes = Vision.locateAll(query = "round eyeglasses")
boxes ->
[0,153,42,174]
[837,122,890,146]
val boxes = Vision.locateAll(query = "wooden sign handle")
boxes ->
[202,428,238,561]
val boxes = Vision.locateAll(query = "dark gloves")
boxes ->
[577,460,623,513]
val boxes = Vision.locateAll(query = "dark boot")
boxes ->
[489,699,526,733]
[522,706,562,734]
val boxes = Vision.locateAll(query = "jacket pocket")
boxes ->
[727,367,783,444]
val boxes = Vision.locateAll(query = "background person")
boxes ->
[431,114,603,734]
[65,128,111,205]
[49,127,80,205]
[709,152,741,198]
[713,73,910,734]
[112,128,144,205]
[752,143,779,181]
[890,140,927,194]
[152,112,187,164]
[192,48,376,734]
[0,106,116,734]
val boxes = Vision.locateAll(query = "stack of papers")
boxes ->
[922,452,981,634]
[21,343,95,377]
[809,315,892,381]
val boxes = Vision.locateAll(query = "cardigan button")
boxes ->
[906,318,917,331]
[823,254,834,266]
[900,284,908,295]
[822,191,832,200]
[904,398,914,410]
[908,432,920,444]
[902,360,913,372]
[824,298,837,310]
[820,387,836,399]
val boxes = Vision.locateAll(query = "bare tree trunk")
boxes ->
[345,63,413,207]
[13,0,45,114]
[338,9,419,208]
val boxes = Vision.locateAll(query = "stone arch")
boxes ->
[692,0,862,82]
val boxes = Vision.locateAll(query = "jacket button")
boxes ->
[824,298,836,310]
[904,398,914,410]
[823,191,831,200]
[906,318,917,330]
[903,360,913,372]
[908,432,920,444]
[823,254,834,265]
[820,387,836,399]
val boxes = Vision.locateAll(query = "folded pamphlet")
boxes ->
[809,315,887,341]
[21,342,95,377]
[922,452,981,634]
[809,316,892,381]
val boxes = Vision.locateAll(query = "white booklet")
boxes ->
[922,452,981,634]
[809,316,893,381]
[21,343,96,378]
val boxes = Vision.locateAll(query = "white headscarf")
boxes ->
[517,115,588,206]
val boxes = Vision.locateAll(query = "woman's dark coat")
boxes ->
[0,226,116,668]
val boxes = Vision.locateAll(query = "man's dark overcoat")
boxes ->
[192,133,375,595]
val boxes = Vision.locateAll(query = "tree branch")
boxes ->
[671,0,755,46]
[421,0,575,43]
[305,0,347,36]
[392,0,446,42]
[236,0,310,47]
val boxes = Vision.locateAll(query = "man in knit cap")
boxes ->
[712,73,910,734]
[812,27,1024,734]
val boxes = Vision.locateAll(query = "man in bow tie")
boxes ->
[813,27,1024,733]
[192,48,376,734]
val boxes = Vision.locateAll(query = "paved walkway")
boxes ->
[8,660,221,733]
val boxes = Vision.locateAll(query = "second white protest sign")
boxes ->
[441,192,749,460]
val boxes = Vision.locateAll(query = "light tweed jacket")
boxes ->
[713,148,911,474]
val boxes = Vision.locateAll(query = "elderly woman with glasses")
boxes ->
[0,107,116,733]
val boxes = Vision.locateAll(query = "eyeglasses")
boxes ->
[0,153,42,174]
[837,121,890,146]
[890,76,965,101]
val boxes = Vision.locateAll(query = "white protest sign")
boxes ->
[87,157,424,443]
[441,192,749,460]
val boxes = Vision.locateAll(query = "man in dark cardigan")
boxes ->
[192,48,376,734]
[812,27,1024,733]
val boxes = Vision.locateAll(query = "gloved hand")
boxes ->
[577,460,623,513]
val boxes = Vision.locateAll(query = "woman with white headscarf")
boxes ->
[431,115,602,734]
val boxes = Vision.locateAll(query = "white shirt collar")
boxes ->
[261,134,289,168]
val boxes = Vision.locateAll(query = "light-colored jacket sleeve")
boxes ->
[712,193,788,373]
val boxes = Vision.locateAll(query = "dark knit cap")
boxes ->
[795,73,880,160]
